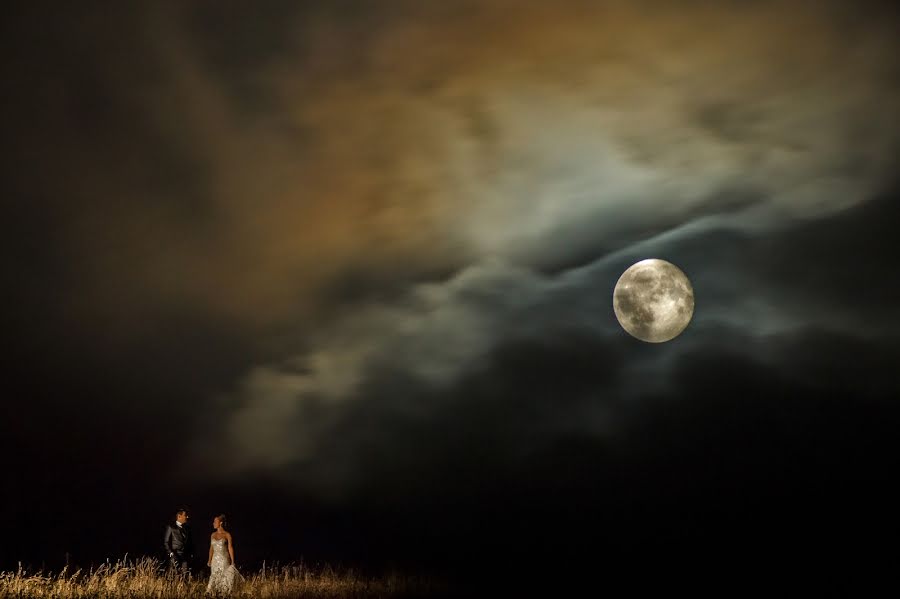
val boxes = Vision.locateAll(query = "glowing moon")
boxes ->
[613,259,694,343]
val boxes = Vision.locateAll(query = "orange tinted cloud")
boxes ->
[44,0,899,343]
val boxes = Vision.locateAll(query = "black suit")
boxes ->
[163,522,194,572]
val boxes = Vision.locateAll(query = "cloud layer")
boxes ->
[4,1,900,574]
[132,0,900,491]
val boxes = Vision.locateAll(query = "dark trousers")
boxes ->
[168,555,192,576]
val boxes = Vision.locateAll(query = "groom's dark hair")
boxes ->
[175,506,189,516]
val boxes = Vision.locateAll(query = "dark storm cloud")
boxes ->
[202,189,900,501]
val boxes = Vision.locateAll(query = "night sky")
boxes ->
[4,0,900,592]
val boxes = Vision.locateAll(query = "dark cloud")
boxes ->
[751,184,900,329]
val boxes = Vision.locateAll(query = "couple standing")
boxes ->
[163,507,243,594]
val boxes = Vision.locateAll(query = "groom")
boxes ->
[163,507,194,574]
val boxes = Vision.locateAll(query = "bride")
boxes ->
[206,514,242,595]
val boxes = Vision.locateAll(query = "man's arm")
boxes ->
[163,525,174,556]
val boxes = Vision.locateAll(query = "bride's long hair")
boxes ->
[215,513,228,530]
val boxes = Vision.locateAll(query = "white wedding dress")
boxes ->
[207,538,241,595]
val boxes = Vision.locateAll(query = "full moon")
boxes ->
[613,258,694,343]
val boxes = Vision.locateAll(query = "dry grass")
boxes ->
[0,557,445,598]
